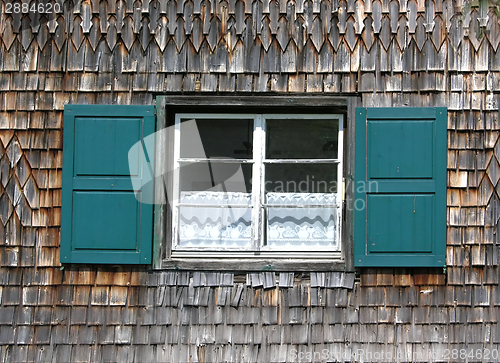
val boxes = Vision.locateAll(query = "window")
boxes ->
[169,113,344,257]
[60,99,445,269]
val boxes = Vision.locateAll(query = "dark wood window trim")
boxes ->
[153,94,360,272]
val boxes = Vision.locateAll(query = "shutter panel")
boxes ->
[354,107,446,267]
[61,105,155,264]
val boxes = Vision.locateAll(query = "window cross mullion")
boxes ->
[263,159,341,163]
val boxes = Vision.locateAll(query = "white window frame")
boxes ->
[171,113,344,259]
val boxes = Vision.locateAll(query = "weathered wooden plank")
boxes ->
[162,93,343,109]
[236,74,253,91]
[333,41,350,72]
[229,41,246,73]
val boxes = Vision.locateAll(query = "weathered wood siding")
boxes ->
[0,0,499,361]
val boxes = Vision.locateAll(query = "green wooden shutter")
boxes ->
[61,105,155,264]
[354,107,447,267]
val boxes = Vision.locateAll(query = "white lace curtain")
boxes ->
[178,191,339,249]
[266,193,338,249]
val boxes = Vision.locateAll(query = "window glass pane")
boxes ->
[179,162,252,193]
[173,113,344,254]
[266,118,339,159]
[178,206,252,248]
[265,164,338,193]
[180,118,254,159]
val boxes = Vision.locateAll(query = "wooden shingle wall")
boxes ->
[0,0,500,361]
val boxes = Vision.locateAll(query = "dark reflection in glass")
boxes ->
[180,162,253,193]
[265,164,338,193]
[266,119,339,159]
[180,118,254,159]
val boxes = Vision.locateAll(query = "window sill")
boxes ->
[159,257,348,272]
